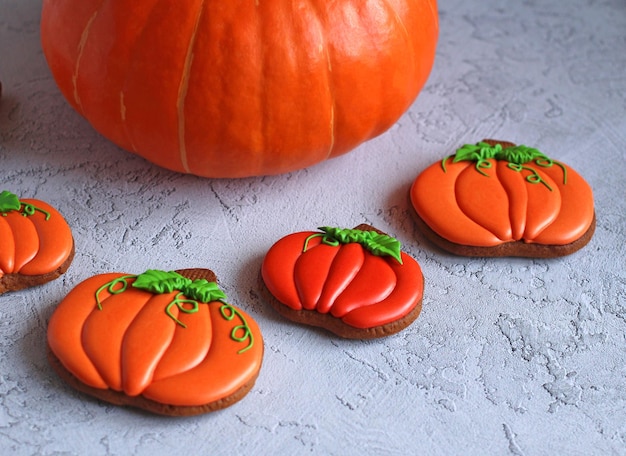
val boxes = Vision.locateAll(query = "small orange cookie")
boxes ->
[261,225,424,339]
[0,190,74,294]
[409,140,595,257]
[47,269,264,416]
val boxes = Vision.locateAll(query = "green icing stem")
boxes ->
[19,202,51,220]
[441,142,568,189]
[94,271,254,354]
[0,190,51,220]
[165,292,201,327]
[302,226,403,264]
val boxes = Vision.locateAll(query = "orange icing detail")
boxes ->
[0,198,73,277]
[329,254,396,318]
[0,217,17,274]
[495,160,528,240]
[143,304,263,406]
[260,232,316,310]
[294,242,340,310]
[81,283,152,391]
[342,252,424,328]
[47,272,263,407]
[121,292,179,396]
[2,211,39,272]
[410,155,594,247]
[47,273,121,390]
[410,161,503,247]
[519,167,560,240]
[316,243,364,314]
[455,159,512,241]
[261,230,423,329]
[18,199,74,275]
[152,302,212,382]
[531,164,594,245]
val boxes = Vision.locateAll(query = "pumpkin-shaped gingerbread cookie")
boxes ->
[261,225,424,338]
[0,190,74,294]
[47,269,263,416]
[409,140,595,257]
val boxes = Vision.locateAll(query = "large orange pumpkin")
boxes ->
[40,0,438,177]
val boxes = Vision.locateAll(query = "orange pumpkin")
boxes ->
[47,269,264,415]
[261,225,424,337]
[409,141,596,257]
[0,190,74,293]
[40,0,439,177]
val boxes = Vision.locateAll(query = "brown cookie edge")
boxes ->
[0,240,75,295]
[409,192,596,258]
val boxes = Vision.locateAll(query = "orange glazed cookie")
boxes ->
[47,269,264,416]
[0,190,74,294]
[409,140,595,257]
[261,225,424,339]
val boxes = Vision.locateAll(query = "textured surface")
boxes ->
[1,0,625,454]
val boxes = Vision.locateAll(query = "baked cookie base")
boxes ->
[411,206,596,258]
[0,242,75,295]
[259,272,423,339]
[47,344,260,417]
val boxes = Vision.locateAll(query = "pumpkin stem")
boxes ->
[0,190,51,220]
[302,227,403,264]
[94,270,254,354]
[442,142,567,186]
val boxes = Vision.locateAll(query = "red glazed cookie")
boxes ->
[261,225,424,339]
[47,269,264,416]
[0,190,74,294]
[409,140,596,257]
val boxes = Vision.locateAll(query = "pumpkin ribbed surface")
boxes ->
[41,0,438,177]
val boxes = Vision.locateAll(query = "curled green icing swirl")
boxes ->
[303,226,403,264]
[0,190,51,220]
[219,303,254,354]
[441,142,567,190]
[95,275,136,310]
[94,270,253,353]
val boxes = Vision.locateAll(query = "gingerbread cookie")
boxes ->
[261,225,424,339]
[47,269,264,416]
[409,140,595,257]
[0,190,74,294]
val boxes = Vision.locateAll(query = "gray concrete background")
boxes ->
[1,0,625,454]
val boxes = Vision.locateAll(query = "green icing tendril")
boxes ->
[219,303,254,354]
[303,227,403,264]
[94,270,254,354]
[0,190,51,220]
[95,275,136,310]
[441,142,568,190]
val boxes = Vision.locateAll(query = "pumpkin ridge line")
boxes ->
[306,0,335,160]
[72,8,101,111]
[381,0,415,86]
[323,33,335,159]
[454,162,505,242]
[16,206,42,273]
[494,158,524,241]
[118,0,165,155]
[177,0,207,174]
[0,216,15,274]
[521,166,563,242]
